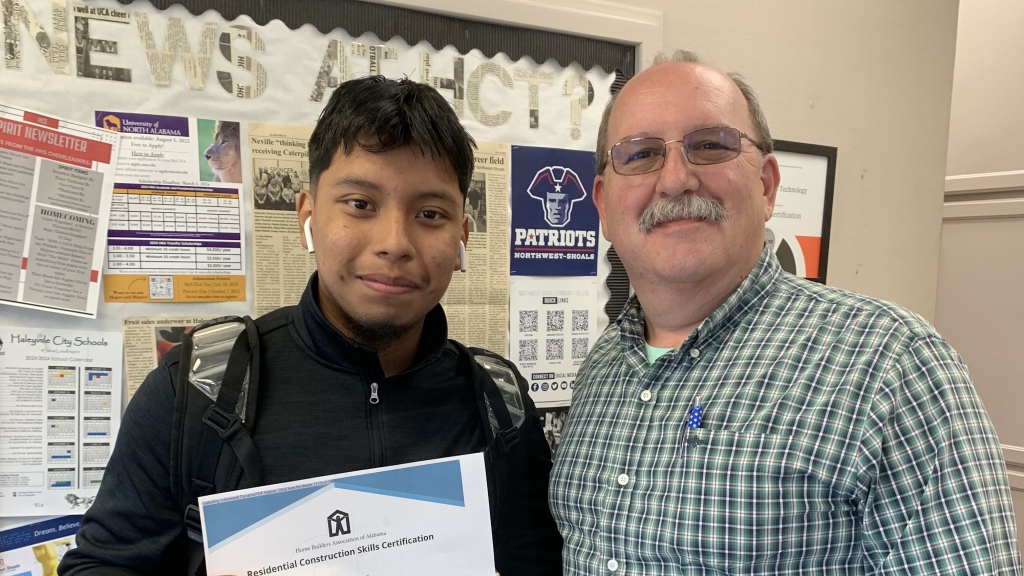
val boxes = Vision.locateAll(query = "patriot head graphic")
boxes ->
[526,166,587,227]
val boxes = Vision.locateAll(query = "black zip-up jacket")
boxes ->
[59,277,563,575]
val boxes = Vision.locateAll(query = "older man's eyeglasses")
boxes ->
[608,127,768,175]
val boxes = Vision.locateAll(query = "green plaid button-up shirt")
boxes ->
[550,249,1021,575]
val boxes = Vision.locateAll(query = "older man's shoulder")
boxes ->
[774,272,941,342]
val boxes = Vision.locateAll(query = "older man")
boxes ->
[549,50,1021,575]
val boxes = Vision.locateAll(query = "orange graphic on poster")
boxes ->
[795,236,822,278]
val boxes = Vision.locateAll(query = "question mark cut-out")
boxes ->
[562,75,595,140]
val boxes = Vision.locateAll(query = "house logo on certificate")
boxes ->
[327,510,351,537]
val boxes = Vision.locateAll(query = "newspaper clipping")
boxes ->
[121,316,217,399]
[248,122,315,316]
[440,142,510,354]
[538,406,570,455]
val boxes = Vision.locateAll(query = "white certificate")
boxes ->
[199,453,495,576]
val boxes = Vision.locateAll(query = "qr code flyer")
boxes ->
[509,276,600,407]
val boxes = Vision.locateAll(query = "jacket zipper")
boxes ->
[368,380,385,467]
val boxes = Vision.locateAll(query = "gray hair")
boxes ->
[595,49,773,174]
[638,194,728,233]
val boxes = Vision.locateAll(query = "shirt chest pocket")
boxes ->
[660,430,854,570]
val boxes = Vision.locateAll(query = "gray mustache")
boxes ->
[638,195,728,233]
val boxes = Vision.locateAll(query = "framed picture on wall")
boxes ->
[769,140,837,284]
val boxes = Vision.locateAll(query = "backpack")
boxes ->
[170,315,528,576]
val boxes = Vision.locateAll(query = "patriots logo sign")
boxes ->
[511,146,599,276]
[526,166,588,227]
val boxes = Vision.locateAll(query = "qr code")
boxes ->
[572,337,589,360]
[546,338,563,361]
[572,310,589,332]
[546,310,564,332]
[519,339,538,362]
[519,310,538,333]
[149,275,174,300]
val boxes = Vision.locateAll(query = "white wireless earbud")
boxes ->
[459,240,467,272]
[303,217,314,254]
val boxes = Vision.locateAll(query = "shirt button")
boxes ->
[689,348,701,358]
[617,473,629,486]
[640,390,652,402]
[607,559,619,571]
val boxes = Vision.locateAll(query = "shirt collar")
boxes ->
[617,246,782,355]
[294,272,451,377]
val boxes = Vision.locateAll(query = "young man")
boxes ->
[60,77,561,576]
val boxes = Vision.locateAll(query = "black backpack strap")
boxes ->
[171,323,197,506]
[177,315,264,576]
[450,340,520,455]
[452,341,534,565]
[194,315,263,489]
[185,507,206,576]
[171,331,207,576]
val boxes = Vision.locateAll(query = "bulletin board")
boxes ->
[0,0,629,520]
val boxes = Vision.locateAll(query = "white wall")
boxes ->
[613,0,961,320]
[935,0,1024,529]
[945,0,1024,189]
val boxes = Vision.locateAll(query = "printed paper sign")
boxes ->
[95,111,246,302]
[769,151,829,279]
[509,146,599,276]
[509,276,599,407]
[0,516,81,572]
[0,326,123,516]
[0,104,120,318]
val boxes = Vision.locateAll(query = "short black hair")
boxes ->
[309,76,476,197]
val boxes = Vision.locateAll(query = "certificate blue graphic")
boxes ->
[202,459,465,551]
[199,454,493,576]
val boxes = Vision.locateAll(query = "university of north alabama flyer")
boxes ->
[94,111,247,303]
[199,454,495,576]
